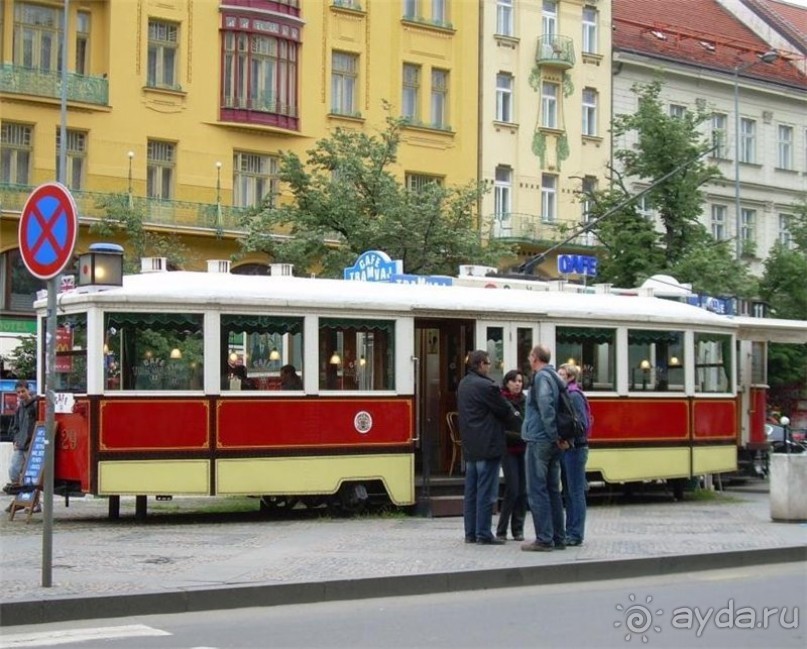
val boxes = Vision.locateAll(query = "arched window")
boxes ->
[0,249,46,313]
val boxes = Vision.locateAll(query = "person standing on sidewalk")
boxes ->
[558,363,591,546]
[458,350,521,545]
[496,369,527,542]
[521,345,567,552]
[3,380,38,499]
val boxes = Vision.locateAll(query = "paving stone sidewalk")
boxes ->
[1,487,805,626]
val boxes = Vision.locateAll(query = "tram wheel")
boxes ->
[328,483,369,517]
[259,495,298,513]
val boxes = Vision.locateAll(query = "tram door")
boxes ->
[415,319,473,475]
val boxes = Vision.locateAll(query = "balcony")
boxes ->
[0,184,250,233]
[535,35,575,69]
[0,63,108,106]
[490,213,598,248]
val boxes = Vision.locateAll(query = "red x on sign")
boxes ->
[18,183,78,280]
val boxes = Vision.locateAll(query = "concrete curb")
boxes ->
[3,545,804,627]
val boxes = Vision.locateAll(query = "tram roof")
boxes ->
[731,316,807,344]
[47,271,741,330]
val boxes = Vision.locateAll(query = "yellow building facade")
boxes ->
[0,0,479,354]
[479,0,612,274]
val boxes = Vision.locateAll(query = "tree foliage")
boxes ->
[5,335,37,381]
[238,115,511,277]
[585,80,754,297]
[91,194,190,273]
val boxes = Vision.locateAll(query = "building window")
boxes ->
[496,73,513,122]
[331,51,358,116]
[637,195,654,221]
[406,173,443,191]
[13,2,62,72]
[711,204,726,241]
[541,82,558,129]
[233,152,278,208]
[740,208,756,247]
[669,104,686,119]
[582,6,597,54]
[496,0,513,37]
[431,0,447,25]
[711,113,727,158]
[74,11,90,75]
[777,124,793,170]
[431,68,449,129]
[0,122,32,185]
[582,88,597,136]
[147,20,179,89]
[221,14,300,128]
[542,1,557,37]
[55,129,86,190]
[403,0,450,27]
[402,63,420,121]
[541,173,557,222]
[147,140,175,200]
[779,214,792,248]
[739,118,756,163]
[494,165,512,219]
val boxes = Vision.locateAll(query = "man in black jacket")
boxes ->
[3,380,38,494]
[458,350,521,545]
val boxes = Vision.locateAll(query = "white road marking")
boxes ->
[0,624,171,648]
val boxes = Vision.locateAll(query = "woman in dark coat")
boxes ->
[496,369,527,541]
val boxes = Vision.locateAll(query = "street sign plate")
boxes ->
[18,182,78,280]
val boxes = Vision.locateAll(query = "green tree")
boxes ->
[6,335,36,380]
[91,194,190,273]
[238,114,511,277]
[585,80,754,297]
[758,195,807,388]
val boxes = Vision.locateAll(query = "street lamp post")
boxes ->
[215,161,223,230]
[127,151,134,209]
[733,50,778,259]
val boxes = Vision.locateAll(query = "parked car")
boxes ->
[766,423,807,454]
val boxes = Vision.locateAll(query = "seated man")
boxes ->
[280,364,303,390]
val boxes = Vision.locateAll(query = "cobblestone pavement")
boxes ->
[1,487,805,623]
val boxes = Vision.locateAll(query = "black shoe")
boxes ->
[496,533,507,541]
[477,537,506,545]
[513,534,525,542]
[521,541,553,552]
[465,536,477,544]
[565,539,583,546]
[553,541,567,550]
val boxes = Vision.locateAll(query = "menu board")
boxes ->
[9,422,46,520]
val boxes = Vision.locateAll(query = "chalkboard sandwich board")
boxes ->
[8,421,46,522]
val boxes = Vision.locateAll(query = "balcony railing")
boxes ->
[0,63,109,105]
[535,34,575,69]
[0,184,250,233]
[490,213,598,247]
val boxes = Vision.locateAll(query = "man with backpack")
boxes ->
[521,344,567,551]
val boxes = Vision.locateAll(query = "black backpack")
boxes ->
[546,370,586,441]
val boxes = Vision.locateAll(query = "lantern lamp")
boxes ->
[78,243,124,287]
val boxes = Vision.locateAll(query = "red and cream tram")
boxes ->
[36,262,807,513]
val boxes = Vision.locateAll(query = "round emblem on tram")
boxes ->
[354,411,373,434]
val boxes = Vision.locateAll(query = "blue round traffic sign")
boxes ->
[18,182,78,280]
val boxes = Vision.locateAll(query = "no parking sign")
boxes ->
[18,182,78,279]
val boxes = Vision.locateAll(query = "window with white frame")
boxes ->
[740,208,756,247]
[496,73,513,122]
[331,51,358,115]
[75,11,90,75]
[431,68,449,129]
[710,204,726,241]
[541,81,558,128]
[580,176,597,245]
[494,165,512,219]
[0,122,32,185]
[777,124,793,170]
[496,0,513,36]
[739,118,756,163]
[55,129,86,190]
[13,2,62,72]
[778,214,793,248]
[542,0,557,36]
[402,63,420,121]
[406,173,443,191]
[541,173,557,222]
[147,140,175,200]
[233,152,278,208]
[637,194,654,220]
[582,88,597,136]
[431,0,447,25]
[711,113,727,158]
[669,104,686,119]
[582,6,597,54]
[147,20,179,89]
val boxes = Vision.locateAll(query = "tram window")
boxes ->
[221,315,303,390]
[319,318,395,390]
[485,327,505,385]
[556,326,615,391]
[750,341,766,385]
[105,313,203,391]
[695,332,731,393]
[517,327,533,380]
[47,314,88,393]
[628,329,684,392]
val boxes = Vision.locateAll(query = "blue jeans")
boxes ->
[8,448,26,484]
[496,451,527,538]
[464,457,502,541]
[562,446,588,543]
[525,441,565,545]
